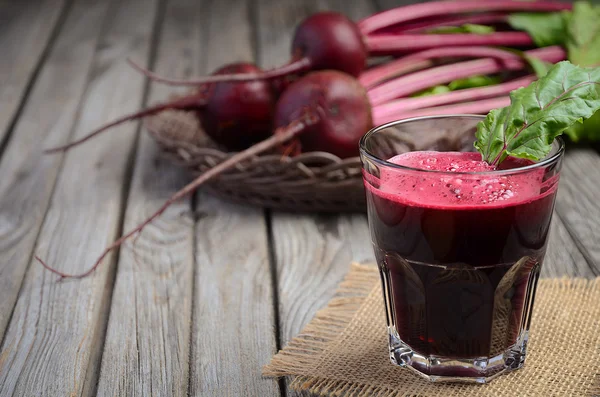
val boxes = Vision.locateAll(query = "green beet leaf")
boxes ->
[565,2,600,68]
[448,75,502,90]
[524,55,552,78]
[475,61,600,165]
[564,2,600,142]
[411,75,501,97]
[565,110,600,142]
[411,85,451,97]
[427,24,495,35]
[507,11,567,47]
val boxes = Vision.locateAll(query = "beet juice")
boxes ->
[360,117,564,383]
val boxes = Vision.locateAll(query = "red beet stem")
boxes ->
[36,111,320,279]
[373,96,511,126]
[365,32,533,55]
[396,13,509,34]
[359,0,572,35]
[368,46,566,106]
[360,46,525,88]
[44,95,205,153]
[128,58,312,86]
[372,75,535,120]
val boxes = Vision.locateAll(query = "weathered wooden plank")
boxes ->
[554,148,600,276]
[256,0,376,348]
[187,0,279,396]
[542,216,591,278]
[0,0,68,146]
[0,0,160,395]
[95,0,196,395]
[373,0,431,11]
[0,0,111,349]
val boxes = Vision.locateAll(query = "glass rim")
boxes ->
[359,114,565,176]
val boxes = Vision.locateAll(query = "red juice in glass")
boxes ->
[360,116,563,383]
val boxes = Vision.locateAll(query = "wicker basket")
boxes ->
[146,110,366,212]
[146,111,478,212]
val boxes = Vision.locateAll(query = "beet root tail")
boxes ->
[35,109,321,279]
[44,95,205,154]
[127,58,312,86]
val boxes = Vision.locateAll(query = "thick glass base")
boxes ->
[388,329,529,383]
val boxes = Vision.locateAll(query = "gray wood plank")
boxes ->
[187,0,279,396]
[95,0,195,395]
[374,0,432,11]
[554,148,600,276]
[0,0,68,146]
[0,0,160,395]
[542,216,592,278]
[256,0,376,347]
[254,2,376,396]
[0,0,111,349]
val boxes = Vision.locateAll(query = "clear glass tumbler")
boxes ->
[360,116,564,383]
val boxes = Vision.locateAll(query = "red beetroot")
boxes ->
[46,62,275,153]
[275,70,372,158]
[128,12,367,86]
[200,63,275,149]
[37,70,373,279]
[127,1,572,87]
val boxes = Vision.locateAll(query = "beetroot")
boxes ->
[275,70,371,158]
[127,12,367,86]
[199,63,275,149]
[37,70,373,279]
[46,62,275,153]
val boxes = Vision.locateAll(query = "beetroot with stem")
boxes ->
[45,62,276,153]
[275,70,372,158]
[36,70,374,279]
[128,12,368,86]
[199,63,275,150]
[127,1,571,86]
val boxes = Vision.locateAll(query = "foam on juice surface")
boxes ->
[375,151,548,209]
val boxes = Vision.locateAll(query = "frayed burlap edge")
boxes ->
[263,264,600,397]
[263,263,378,378]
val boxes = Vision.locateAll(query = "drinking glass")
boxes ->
[360,115,564,383]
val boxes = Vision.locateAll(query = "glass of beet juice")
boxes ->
[360,115,564,383]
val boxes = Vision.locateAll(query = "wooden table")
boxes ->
[0,0,598,395]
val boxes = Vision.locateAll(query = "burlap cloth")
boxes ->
[264,263,600,397]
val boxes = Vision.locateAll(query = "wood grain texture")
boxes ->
[0,0,159,395]
[0,0,68,145]
[255,0,376,349]
[554,148,600,276]
[187,0,279,396]
[542,216,591,277]
[374,0,433,12]
[254,5,376,395]
[0,0,111,349]
[95,0,196,395]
